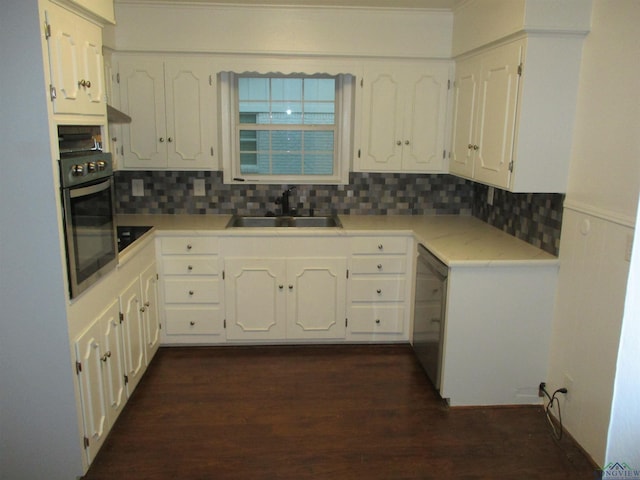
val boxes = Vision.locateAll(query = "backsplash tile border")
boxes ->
[114,171,563,255]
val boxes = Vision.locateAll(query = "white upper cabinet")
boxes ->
[116,56,218,170]
[356,61,451,173]
[43,1,105,116]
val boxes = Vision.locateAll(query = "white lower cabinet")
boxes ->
[224,256,348,341]
[119,277,146,395]
[347,235,413,342]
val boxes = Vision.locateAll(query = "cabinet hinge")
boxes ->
[443,150,446,159]
[508,160,514,172]
[222,270,225,280]
[119,312,124,324]
[223,319,226,329]
[345,318,348,327]
[156,273,159,280]
[124,374,129,385]
[49,84,57,101]
[209,75,213,86]
[447,79,451,90]
[517,63,523,76]
[210,147,214,156]
[346,269,349,279]
[360,78,364,88]
[116,72,120,84]
[159,323,162,330]
[83,437,90,449]
[44,22,51,39]
[357,149,361,159]
[75,361,82,374]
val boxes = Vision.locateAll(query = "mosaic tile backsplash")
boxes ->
[114,171,563,255]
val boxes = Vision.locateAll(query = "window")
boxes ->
[221,73,354,184]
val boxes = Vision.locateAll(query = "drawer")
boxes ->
[160,236,218,255]
[351,256,406,275]
[164,278,220,303]
[348,305,405,334]
[351,236,407,255]
[165,307,224,335]
[350,277,407,302]
[163,256,218,276]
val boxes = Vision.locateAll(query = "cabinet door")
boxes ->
[473,42,523,189]
[44,5,81,114]
[119,58,167,169]
[99,299,126,426]
[286,258,347,340]
[76,19,104,113]
[450,57,479,179]
[359,69,404,171]
[140,263,160,365]
[164,59,217,169]
[119,277,145,395]
[224,258,287,340]
[75,317,109,464]
[401,65,449,172]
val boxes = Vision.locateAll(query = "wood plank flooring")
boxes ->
[83,345,596,479]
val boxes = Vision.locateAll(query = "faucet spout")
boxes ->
[276,186,296,216]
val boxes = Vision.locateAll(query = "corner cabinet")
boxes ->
[356,61,451,173]
[450,35,584,193]
[43,1,105,116]
[115,56,218,170]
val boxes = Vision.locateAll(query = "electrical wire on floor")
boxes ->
[539,382,568,441]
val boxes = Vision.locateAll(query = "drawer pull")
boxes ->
[378,244,383,250]
[375,319,381,325]
[188,265,193,271]
[186,244,193,251]
[377,264,383,270]
[376,289,382,294]
[190,321,196,326]
[188,290,194,296]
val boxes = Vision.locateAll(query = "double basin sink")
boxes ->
[226,215,342,228]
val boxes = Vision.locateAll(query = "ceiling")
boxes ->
[116,0,458,9]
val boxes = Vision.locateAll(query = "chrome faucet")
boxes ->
[276,186,296,216]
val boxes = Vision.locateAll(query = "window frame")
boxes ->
[220,72,353,185]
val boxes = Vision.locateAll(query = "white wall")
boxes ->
[547,0,640,467]
[105,3,452,59]
[0,1,83,477]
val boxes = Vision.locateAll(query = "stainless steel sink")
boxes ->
[226,215,342,228]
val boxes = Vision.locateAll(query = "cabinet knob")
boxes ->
[188,265,193,271]
[140,306,146,313]
[375,319,381,325]
[188,290,194,296]
[376,289,382,295]
[78,79,89,88]
[279,285,284,290]
[159,137,165,143]
[396,140,402,146]
[186,244,193,250]
[145,301,150,307]
[378,244,384,250]
[167,137,173,143]
[377,264,383,270]
[289,285,294,290]
[473,144,479,150]
[86,80,91,88]
[468,144,473,150]
[190,321,196,326]
[404,140,410,145]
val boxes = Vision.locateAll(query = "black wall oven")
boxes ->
[59,129,117,298]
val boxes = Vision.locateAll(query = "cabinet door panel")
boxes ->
[474,42,522,188]
[225,258,287,340]
[141,264,160,364]
[78,21,105,111]
[120,278,145,395]
[45,6,81,113]
[165,59,216,169]
[100,299,126,426]
[402,67,449,172]
[287,258,347,340]
[360,71,403,171]
[450,58,479,178]
[75,319,108,464]
[120,59,167,168]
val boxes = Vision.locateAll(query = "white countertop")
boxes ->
[117,213,557,267]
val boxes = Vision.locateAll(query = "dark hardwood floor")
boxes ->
[83,345,596,479]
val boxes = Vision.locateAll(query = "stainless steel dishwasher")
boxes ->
[413,244,448,390]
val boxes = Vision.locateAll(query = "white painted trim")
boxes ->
[563,199,636,229]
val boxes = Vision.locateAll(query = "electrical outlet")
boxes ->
[563,373,574,400]
[193,178,205,197]
[538,382,546,398]
[131,179,144,197]
[487,186,494,206]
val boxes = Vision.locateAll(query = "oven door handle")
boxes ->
[69,178,112,199]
